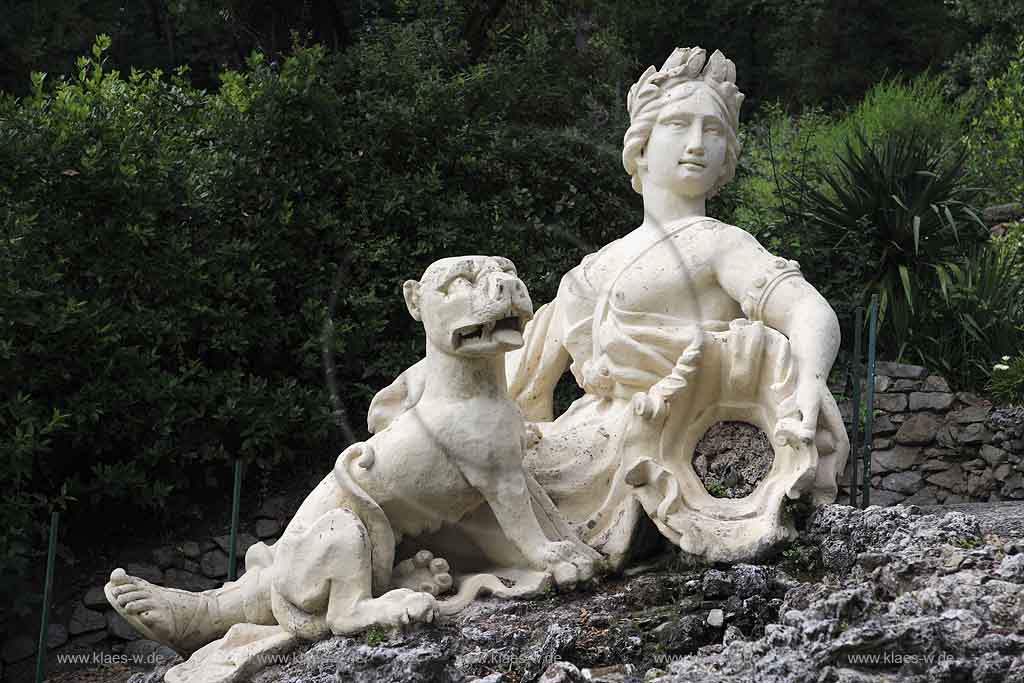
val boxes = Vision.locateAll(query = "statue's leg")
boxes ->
[105,557,275,656]
[271,507,438,637]
[103,472,348,654]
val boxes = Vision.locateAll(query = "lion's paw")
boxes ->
[392,550,454,597]
[533,541,596,589]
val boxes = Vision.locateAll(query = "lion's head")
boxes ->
[403,255,534,357]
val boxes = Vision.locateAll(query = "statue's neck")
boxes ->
[640,184,706,232]
[421,343,507,401]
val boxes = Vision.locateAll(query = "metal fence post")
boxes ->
[849,306,863,508]
[228,459,243,582]
[35,511,59,683]
[861,295,879,507]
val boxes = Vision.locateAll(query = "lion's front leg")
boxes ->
[459,460,596,589]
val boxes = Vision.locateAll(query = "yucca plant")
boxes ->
[917,242,1024,389]
[783,129,987,355]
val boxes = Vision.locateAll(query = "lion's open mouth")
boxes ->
[453,316,524,350]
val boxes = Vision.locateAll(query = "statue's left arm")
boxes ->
[713,226,846,459]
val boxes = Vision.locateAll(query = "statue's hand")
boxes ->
[774,378,832,450]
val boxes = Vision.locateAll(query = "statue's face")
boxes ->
[640,82,728,199]
[406,256,534,357]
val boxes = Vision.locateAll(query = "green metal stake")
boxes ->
[861,295,879,508]
[228,459,243,582]
[35,511,59,683]
[849,306,863,508]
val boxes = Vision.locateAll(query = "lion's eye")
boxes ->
[445,275,473,294]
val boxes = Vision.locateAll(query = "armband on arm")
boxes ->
[740,258,804,322]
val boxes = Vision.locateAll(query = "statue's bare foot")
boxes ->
[330,588,438,635]
[105,568,217,656]
[392,550,453,596]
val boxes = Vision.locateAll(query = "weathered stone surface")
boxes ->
[47,624,69,649]
[892,378,923,391]
[921,458,953,473]
[950,405,992,424]
[123,562,163,584]
[164,568,219,592]
[864,488,905,506]
[83,585,109,609]
[980,444,1007,468]
[200,549,230,578]
[908,391,954,411]
[874,375,892,393]
[255,518,282,539]
[968,471,995,497]
[1,635,35,663]
[881,471,923,494]
[108,610,141,640]
[179,540,202,560]
[982,202,1024,224]
[998,554,1024,582]
[540,661,582,683]
[959,423,993,445]
[701,570,733,598]
[257,495,291,520]
[928,464,966,493]
[121,505,1024,683]
[936,424,959,449]
[872,446,922,473]
[152,546,182,570]
[956,392,990,407]
[903,487,940,505]
[69,603,107,635]
[895,413,940,446]
[871,438,893,450]
[962,458,989,472]
[873,415,897,437]
[922,375,951,392]
[874,361,929,379]
[874,393,908,412]
[213,533,258,556]
[706,609,724,627]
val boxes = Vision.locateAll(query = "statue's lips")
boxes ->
[678,159,705,169]
[453,316,525,350]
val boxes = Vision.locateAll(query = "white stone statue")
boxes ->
[105,256,600,683]
[499,46,850,566]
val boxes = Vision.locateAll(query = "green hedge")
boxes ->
[0,18,636,619]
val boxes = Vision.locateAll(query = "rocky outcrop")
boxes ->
[106,504,1024,683]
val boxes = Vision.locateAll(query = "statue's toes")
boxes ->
[125,598,160,615]
[413,550,434,567]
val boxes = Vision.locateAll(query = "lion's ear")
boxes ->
[402,280,422,321]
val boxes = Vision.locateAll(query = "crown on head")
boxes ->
[627,47,744,134]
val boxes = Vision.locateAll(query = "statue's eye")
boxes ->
[704,123,722,134]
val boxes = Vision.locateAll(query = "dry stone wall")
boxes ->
[836,361,1024,507]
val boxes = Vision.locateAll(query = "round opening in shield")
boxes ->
[692,421,774,498]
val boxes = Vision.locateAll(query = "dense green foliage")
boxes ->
[2,0,1023,630]
[0,11,638,620]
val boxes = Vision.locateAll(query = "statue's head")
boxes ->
[622,47,745,198]
[403,256,534,357]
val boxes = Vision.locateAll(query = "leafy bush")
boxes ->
[990,353,1024,405]
[968,36,1024,202]
[914,242,1024,388]
[0,18,637,623]
[824,75,968,156]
